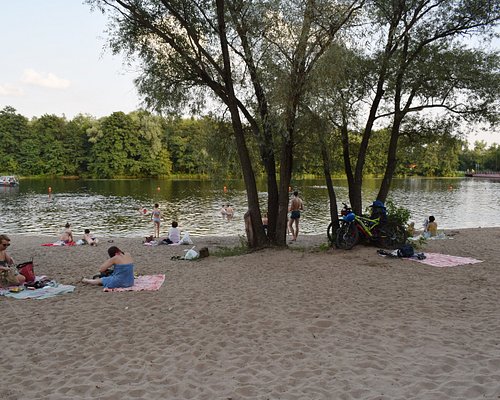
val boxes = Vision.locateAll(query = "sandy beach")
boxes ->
[1,228,500,399]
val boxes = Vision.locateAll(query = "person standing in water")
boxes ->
[151,204,161,238]
[288,191,304,241]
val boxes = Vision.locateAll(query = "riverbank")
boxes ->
[1,228,499,399]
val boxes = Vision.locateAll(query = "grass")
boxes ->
[211,236,251,257]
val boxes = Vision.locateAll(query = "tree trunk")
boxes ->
[320,130,339,231]
[216,0,267,247]
[378,113,404,202]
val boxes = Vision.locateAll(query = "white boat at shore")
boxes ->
[0,176,19,186]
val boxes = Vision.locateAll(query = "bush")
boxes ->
[385,200,411,226]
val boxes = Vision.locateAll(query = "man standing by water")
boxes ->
[288,191,304,241]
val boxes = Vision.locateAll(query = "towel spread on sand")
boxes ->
[407,252,483,268]
[41,241,76,246]
[103,274,165,292]
[1,284,75,299]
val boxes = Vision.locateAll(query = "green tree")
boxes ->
[28,115,68,175]
[130,110,172,177]
[0,106,31,174]
[87,0,362,246]
[87,112,138,178]
[314,0,499,214]
[65,114,96,176]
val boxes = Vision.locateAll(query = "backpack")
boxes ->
[17,260,36,284]
[396,244,414,258]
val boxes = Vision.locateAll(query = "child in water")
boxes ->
[151,204,161,238]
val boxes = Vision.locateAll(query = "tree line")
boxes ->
[1,105,497,179]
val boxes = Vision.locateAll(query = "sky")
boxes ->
[0,1,141,119]
[0,1,498,146]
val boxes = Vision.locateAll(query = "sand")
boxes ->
[1,228,500,399]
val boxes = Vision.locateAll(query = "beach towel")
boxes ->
[407,252,483,268]
[41,241,76,246]
[103,274,165,292]
[0,283,75,299]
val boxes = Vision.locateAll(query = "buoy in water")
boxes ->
[223,185,227,193]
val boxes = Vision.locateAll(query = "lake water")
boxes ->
[1,177,499,237]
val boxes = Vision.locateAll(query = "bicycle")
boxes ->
[328,202,407,250]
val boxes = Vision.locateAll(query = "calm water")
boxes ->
[1,177,499,237]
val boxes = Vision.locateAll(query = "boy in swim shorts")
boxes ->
[288,191,304,241]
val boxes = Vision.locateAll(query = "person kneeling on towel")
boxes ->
[82,246,134,289]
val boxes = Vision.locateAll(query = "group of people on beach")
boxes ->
[407,216,438,238]
[81,191,305,289]
[0,230,134,290]
[145,203,184,244]
[58,223,98,246]
[144,191,305,243]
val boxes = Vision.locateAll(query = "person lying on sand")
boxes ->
[82,246,134,289]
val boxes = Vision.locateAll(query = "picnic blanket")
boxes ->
[1,283,75,299]
[407,252,483,268]
[103,274,165,292]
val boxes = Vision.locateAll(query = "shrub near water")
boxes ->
[385,200,411,226]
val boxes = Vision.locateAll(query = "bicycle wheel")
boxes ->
[379,223,407,249]
[335,221,359,250]
[327,221,336,244]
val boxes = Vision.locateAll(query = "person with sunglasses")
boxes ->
[0,234,26,287]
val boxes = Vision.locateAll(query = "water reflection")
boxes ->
[1,177,499,237]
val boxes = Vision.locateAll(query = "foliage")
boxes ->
[385,200,411,226]
[459,141,500,172]
[1,105,497,178]
[0,107,29,174]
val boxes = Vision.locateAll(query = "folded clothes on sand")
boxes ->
[407,252,482,268]
[103,274,165,292]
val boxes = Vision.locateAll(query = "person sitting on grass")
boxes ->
[82,246,134,289]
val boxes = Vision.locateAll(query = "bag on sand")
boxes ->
[180,232,193,245]
[17,260,36,284]
[396,244,414,258]
[184,246,198,260]
[0,268,20,286]
[378,244,416,258]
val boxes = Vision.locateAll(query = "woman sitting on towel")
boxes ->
[82,246,134,288]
